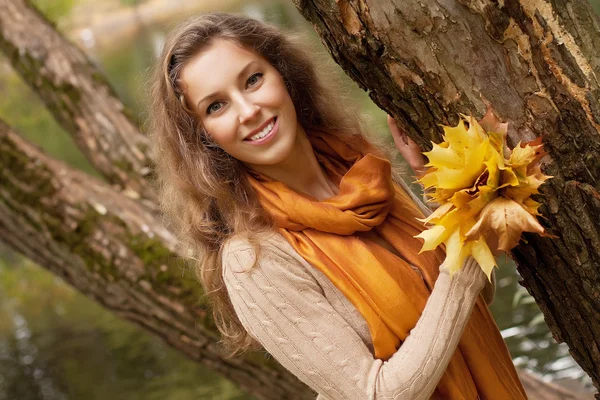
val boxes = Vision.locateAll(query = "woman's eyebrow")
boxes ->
[196,60,261,110]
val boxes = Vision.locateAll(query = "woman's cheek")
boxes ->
[223,117,240,144]
[206,117,234,146]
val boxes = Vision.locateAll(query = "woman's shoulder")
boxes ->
[221,231,307,274]
[221,231,326,299]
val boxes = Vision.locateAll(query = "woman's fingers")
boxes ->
[387,114,409,145]
[387,115,427,178]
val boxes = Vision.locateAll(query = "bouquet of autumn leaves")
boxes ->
[415,110,553,280]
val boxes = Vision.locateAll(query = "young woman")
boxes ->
[149,12,526,399]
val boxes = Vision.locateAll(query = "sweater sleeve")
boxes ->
[222,241,486,400]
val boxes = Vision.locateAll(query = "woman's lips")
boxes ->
[245,117,278,145]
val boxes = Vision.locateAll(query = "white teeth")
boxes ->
[248,120,275,141]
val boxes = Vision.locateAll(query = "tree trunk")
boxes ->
[293,0,600,394]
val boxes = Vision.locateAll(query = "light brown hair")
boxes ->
[148,12,388,356]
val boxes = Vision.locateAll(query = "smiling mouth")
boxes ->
[244,117,277,142]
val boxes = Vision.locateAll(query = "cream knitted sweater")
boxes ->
[222,232,493,400]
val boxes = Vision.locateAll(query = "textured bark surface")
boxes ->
[293,0,600,393]
[0,0,155,201]
[0,120,315,400]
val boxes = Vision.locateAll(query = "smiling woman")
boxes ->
[148,12,527,399]
[179,39,302,174]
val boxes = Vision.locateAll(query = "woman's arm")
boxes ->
[222,239,486,400]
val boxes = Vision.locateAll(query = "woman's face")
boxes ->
[180,39,300,168]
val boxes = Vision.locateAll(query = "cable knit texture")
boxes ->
[222,232,496,400]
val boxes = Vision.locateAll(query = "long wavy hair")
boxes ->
[148,12,391,356]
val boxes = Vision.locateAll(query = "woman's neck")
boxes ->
[248,127,338,200]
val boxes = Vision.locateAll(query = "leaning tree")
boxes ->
[291,0,600,394]
[0,0,599,398]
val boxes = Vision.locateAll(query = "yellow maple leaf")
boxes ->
[421,119,490,190]
[478,107,509,156]
[507,141,543,180]
[508,141,540,168]
[464,197,547,252]
[414,109,553,278]
[503,165,552,204]
[439,228,470,276]
[470,236,497,281]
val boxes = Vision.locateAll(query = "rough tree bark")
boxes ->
[0,0,597,398]
[0,1,313,399]
[292,0,600,394]
[0,0,155,201]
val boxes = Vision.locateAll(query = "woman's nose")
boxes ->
[237,97,260,124]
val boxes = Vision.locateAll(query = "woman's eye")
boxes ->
[246,72,264,88]
[207,102,223,115]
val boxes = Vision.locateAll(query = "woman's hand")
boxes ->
[387,115,426,179]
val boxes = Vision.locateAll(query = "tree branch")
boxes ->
[0,118,313,400]
[0,0,154,201]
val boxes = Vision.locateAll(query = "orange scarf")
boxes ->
[248,130,526,399]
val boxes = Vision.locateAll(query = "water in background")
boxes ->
[0,1,596,399]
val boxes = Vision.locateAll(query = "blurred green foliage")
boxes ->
[31,0,75,24]
[0,253,253,400]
